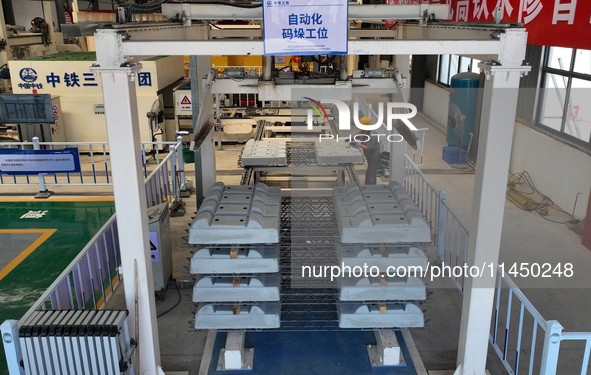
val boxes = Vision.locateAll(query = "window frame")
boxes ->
[437,54,479,86]
[536,47,591,150]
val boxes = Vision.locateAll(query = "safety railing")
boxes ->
[403,154,441,237]
[403,154,591,374]
[0,214,123,374]
[19,215,121,318]
[0,134,186,372]
[558,333,591,375]
[144,138,185,208]
[3,137,184,319]
[437,195,471,292]
[491,267,560,375]
[0,138,180,186]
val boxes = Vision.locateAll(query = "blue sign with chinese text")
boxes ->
[0,148,81,175]
[263,0,348,55]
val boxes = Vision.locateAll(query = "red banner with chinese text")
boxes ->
[419,0,591,50]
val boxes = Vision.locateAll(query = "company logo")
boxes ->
[266,0,289,6]
[19,68,38,83]
[304,97,418,132]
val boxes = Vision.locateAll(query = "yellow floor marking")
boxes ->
[0,229,57,281]
[97,276,124,309]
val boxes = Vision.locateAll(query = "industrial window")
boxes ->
[537,47,591,147]
[437,55,481,86]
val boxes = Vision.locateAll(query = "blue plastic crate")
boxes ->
[442,146,466,164]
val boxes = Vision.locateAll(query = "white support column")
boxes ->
[196,61,216,193]
[454,28,529,375]
[389,140,406,184]
[0,2,10,93]
[540,320,563,374]
[455,62,530,375]
[91,53,160,374]
[41,1,58,54]
[367,330,403,367]
[394,55,410,100]
[217,331,254,371]
[390,66,409,184]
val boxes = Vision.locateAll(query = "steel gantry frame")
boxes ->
[92,7,529,374]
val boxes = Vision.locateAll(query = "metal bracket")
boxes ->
[419,10,431,27]
[90,62,143,75]
[216,331,254,371]
[35,190,53,199]
[119,339,137,373]
[494,7,503,23]
[479,62,532,80]
[117,7,126,23]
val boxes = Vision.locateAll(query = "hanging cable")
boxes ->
[157,281,182,318]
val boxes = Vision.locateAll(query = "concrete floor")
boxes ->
[4,107,590,374]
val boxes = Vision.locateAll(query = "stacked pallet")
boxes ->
[332,183,430,329]
[189,182,282,329]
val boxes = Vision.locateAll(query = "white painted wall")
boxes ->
[423,80,449,128]
[421,79,591,218]
[510,121,591,218]
[11,0,58,30]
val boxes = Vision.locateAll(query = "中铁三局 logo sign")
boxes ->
[19,68,38,83]
[18,68,37,83]
[304,97,418,142]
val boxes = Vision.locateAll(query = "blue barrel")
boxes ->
[447,72,479,147]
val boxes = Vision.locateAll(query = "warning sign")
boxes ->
[180,94,191,111]
[52,104,60,121]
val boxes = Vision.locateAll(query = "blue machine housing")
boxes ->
[447,72,479,147]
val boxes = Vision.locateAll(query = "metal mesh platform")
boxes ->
[278,197,340,330]
[238,145,365,168]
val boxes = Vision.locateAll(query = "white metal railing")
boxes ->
[0,138,181,187]
[144,138,186,208]
[1,140,185,373]
[491,267,562,375]
[6,140,182,320]
[437,195,471,292]
[18,215,121,316]
[403,154,591,375]
[404,154,441,236]
[558,333,591,375]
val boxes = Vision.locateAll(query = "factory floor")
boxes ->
[1,108,590,374]
[148,111,591,374]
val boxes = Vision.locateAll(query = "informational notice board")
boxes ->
[0,148,81,175]
[263,0,348,56]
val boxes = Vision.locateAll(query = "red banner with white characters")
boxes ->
[389,0,591,50]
